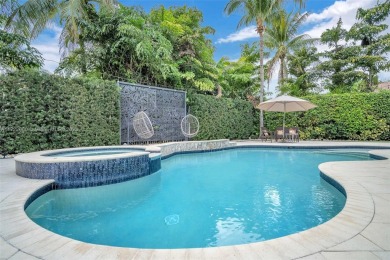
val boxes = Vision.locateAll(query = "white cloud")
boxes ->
[306,0,375,25]
[304,0,376,41]
[32,24,62,73]
[216,0,376,45]
[216,26,258,44]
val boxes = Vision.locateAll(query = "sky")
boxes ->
[32,0,390,96]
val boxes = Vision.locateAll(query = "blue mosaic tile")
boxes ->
[16,154,157,189]
[24,183,53,209]
[320,172,346,196]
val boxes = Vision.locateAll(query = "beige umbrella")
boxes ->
[257,95,317,139]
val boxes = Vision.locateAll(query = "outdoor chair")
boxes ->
[274,127,285,142]
[287,127,300,142]
[259,127,273,142]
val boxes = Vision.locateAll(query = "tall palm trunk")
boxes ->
[279,56,287,84]
[79,22,87,74]
[79,37,87,74]
[257,20,265,129]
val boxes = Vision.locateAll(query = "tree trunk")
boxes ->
[368,67,374,91]
[258,27,265,129]
[79,28,87,75]
[216,84,222,98]
[279,56,287,85]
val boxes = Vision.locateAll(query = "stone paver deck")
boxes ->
[1,141,389,259]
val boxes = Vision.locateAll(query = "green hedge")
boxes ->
[188,94,257,140]
[0,70,120,154]
[1,70,388,156]
[263,92,390,141]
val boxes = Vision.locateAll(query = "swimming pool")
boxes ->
[25,148,373,249]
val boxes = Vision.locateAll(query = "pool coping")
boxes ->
[1,141,390,259]
[14,146,154,163]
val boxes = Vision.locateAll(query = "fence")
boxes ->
[119,82,187,144]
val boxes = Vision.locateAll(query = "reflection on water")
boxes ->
[210,217,262,246]
[264,185,281,207]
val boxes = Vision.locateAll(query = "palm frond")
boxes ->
[265,51,281,80]
[6,0,58,39]
[224,0,245,15]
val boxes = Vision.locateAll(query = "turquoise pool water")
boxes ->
[26,148,373,249]
[44,148,142,157]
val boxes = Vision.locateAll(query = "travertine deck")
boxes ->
[1,141,389,259]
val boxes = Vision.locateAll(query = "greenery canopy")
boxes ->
[3,0,389,97]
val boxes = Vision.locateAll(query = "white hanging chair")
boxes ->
[181,114,199,138]
[133,111,154,139]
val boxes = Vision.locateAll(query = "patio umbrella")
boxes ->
[257,95,317,138]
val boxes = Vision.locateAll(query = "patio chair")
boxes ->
[274,127,285,142]
[287,127,300,142]
[259,127,273,142]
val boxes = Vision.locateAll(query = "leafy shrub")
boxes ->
[1,70,388,156]
[263,92,390,141]
[0,70,120,154]
[188,94,257,140]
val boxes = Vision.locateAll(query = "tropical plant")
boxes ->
[318,18,366,92]
[62,6,180,85]
[150,6,217,91]
[224,0,279,129]
[215,42,265,99]
[264,9,313,86]
[280,46,320,96]
[0,31,43,72]
[216,56,255,99]
[56,6,218,92]
[347,0,390,91]
[5,0,117,73]
[0,0,42,72]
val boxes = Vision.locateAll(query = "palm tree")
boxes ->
[225,0,278,129]
[6,0,117,74]
[224,0,305,130]
[264,9,313,86]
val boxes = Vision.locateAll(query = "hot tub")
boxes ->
[15,146,161,189]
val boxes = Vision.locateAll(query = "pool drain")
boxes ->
[165,214,179,225]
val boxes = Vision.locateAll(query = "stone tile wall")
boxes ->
[16,155,151,189]
[158,139,235,158]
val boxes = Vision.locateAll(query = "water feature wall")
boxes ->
[16,154,157,189]
[119,82,187,144]
[158,139,235,158]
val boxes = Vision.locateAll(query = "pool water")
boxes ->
[26,148,372,249]
[44,148,142,157]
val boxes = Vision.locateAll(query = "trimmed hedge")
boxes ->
[0,70,120,154]
[1,70,388,156]
[263,92,390,141]
[188,94,257,140]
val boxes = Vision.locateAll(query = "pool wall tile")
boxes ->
[159,139,234,159]
[150,157,161,174]
[16,155,151,189]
